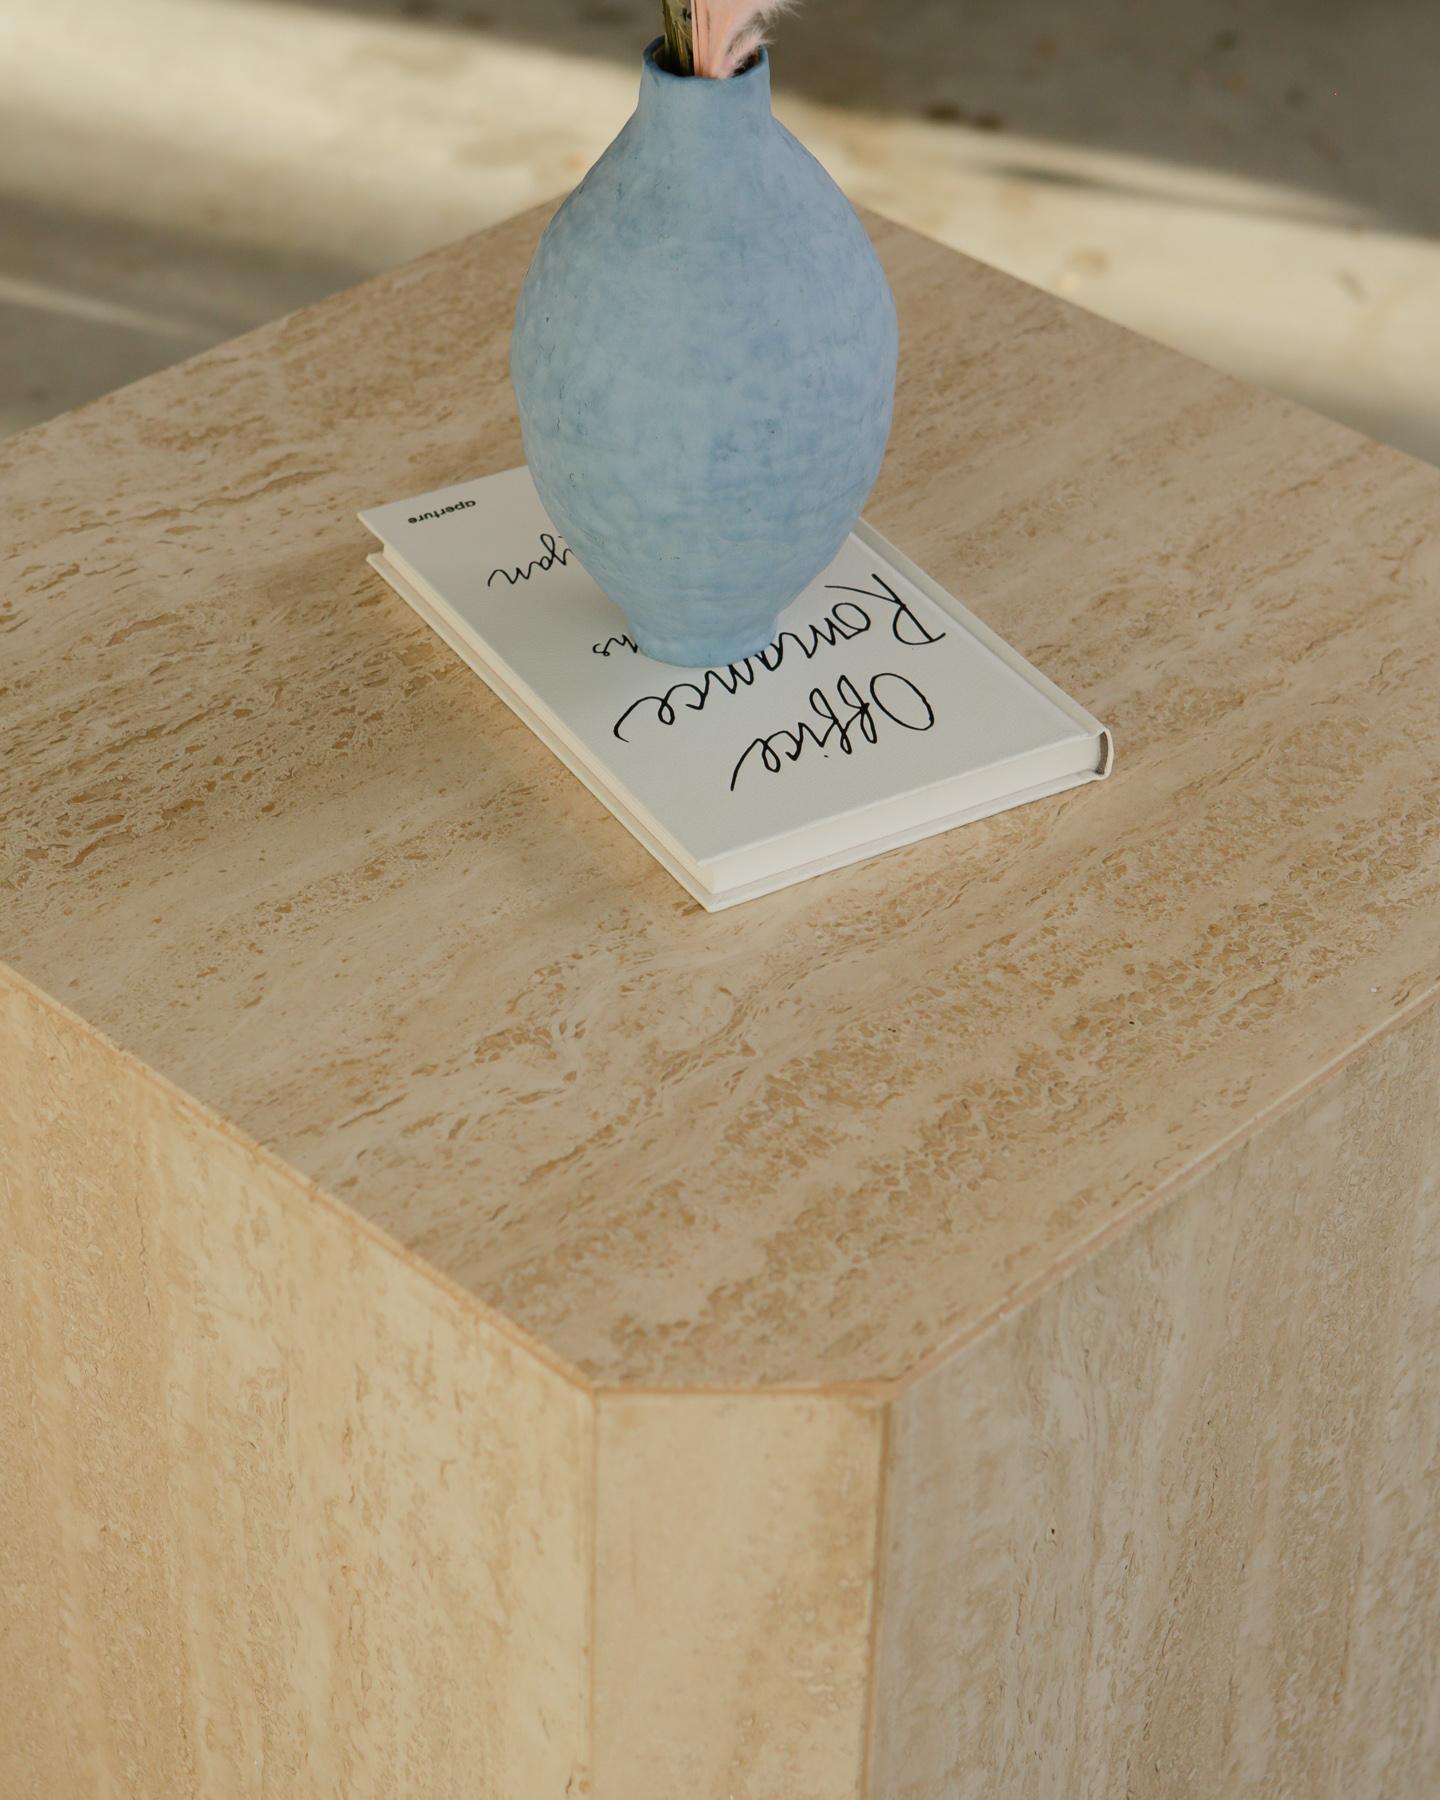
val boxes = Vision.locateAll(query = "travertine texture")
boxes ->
[594,1393,884,1798]
[870,1000,1440,1800]
[3,208,1437,1389]
[0,970,592,1798]
[3,206,1439,1792]
[1,968,887,1797]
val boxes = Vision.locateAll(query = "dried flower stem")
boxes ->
[661,1,693,75]
[660,1,795,80]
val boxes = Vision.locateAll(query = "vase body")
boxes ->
[510,41,898,667]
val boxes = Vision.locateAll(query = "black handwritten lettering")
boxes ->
[825,573,947,648]
[728,672,937,790]
[612,599,872,742]
[753,601,871,671]
[488,532,573,588]
[592,634,639,658]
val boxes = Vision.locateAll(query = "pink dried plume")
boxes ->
[664,2,797,80]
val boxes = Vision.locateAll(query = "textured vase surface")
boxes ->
[510,41,898,667]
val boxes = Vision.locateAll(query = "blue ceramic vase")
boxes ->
[510,40,898,667]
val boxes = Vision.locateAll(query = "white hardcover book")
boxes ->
[359,467,1112,910]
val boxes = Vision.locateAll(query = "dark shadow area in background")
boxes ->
[275,0,1440,239]
[0,192,365,429]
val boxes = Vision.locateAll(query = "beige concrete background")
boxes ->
[3,0,1439,463]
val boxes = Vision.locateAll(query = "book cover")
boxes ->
[360,467,1112,908]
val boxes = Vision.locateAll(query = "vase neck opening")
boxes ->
[637,37,773,131]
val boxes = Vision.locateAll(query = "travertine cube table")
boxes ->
[3,205,1439,1799]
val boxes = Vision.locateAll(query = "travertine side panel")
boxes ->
[870,1003,1440,1799]
[594,1391,884,1799]
[0,969,592,1799]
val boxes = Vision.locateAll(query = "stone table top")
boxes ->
[4,205,1438,1390]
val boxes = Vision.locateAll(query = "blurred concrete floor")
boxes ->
[3,0,1439,463]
